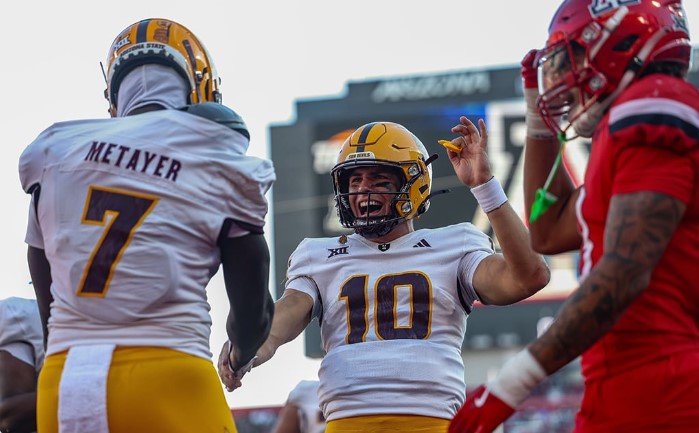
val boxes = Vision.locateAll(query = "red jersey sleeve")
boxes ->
[612,145,694,203]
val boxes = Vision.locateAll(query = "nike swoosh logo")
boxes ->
[474,388,490,408]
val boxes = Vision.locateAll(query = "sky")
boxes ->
[1,0,697,409]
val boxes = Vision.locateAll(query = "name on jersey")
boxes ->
[84,141,182,182]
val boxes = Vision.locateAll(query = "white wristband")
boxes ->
[490,349,547,408]
[470,176,508,213]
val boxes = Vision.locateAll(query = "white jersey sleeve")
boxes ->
[0,297,45,370]
[17,109,274,359]
[287,380,325,433]
[285,239,324,319]
[24,199,43,249]
[284,224,493,420]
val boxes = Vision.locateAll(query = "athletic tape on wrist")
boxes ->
[525,89,555,139]
[490,349,546,408]
[470,177,508,213]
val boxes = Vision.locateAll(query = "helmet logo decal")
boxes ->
[112,36,131,51]
[671,10,689,33]
[346,152,375,161]
[119,42,164,58]
[153,20,171,43]
[589,0,640,17]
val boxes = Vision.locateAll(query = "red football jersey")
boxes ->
[576,74,699,381]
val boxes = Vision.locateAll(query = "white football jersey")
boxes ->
[18,109,274,359]
[0,297,44,370]
[287,380,325,433]
[285,224,493,420]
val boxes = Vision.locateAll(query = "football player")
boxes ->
[219,118,550,433]
[270,380,325,433]
[450,1,699,432]
[0,297,44,433]
[19,18,275,433]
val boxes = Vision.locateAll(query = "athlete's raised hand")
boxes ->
[444,116,492,188]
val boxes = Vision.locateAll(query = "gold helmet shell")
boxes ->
[331,122,433,238]
[104,18,221,117]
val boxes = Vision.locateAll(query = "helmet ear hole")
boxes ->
[613,35,638,52]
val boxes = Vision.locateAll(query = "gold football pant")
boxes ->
[38,346,237,433]
[326,414,450,433]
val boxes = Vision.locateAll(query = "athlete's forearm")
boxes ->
[221,233,274,368]
[487,201,550,299]
[530,191,685,373]
[254,289,313,367]
[523,135,581,254]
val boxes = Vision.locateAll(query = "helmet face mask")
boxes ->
[105,18,222,117]
[331,122,432,239]
[537,38,601,137]
[536,0,692,138]
[337,164,411,239]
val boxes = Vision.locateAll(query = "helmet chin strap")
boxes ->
[350,189,402,239]
[354,218,398,239]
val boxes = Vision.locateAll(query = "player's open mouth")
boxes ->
[358,200,384,216]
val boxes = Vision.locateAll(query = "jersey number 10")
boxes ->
[340,272,432,343]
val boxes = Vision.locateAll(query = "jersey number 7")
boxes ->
[77,186,159,297]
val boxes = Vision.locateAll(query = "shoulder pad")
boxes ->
[180,103,249,139]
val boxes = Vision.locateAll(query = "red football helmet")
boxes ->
[536,0,692,137]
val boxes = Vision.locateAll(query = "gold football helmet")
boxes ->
[104,18,221,117]
[331,122,433,238]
